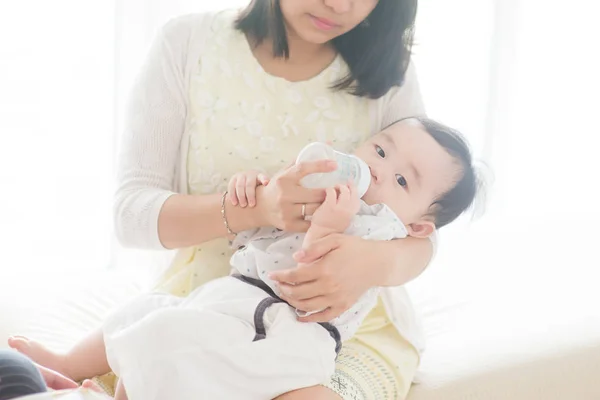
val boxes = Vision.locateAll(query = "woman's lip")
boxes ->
[310,15,339,30]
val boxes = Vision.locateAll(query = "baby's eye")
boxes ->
[396,174,407,187]
[375,145,385,158]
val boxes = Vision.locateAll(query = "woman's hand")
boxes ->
[81,379,119,400]
[39,368,114,398]
[37,364,79,390]
[255,160,337,232]
[270,233,381,322]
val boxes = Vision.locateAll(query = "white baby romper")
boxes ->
[102,202,407,400]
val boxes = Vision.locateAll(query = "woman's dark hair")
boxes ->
[235,0,418,99]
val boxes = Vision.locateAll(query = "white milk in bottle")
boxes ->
[295,142,371,198]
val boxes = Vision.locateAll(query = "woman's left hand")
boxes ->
[37,364,78,390]
[269,233,380,323]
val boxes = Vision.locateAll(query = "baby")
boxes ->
[10,117,479,400]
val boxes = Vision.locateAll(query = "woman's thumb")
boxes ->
[82,379,105,393]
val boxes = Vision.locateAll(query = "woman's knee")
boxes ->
[274,385,342,400]
[0,350,46,399]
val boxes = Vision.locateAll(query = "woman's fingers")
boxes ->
[300,202,320,219]
[82,379,105,393]
[269,264,321,285]
[288,296,329,314]
[294,234,342,264]
[290,159,337,203]
[292,160,337,181]
[293,187,327,204]
[277,203,318,231]
[38,364,78,390]
[278,280,325,301]
[297,307,340,323]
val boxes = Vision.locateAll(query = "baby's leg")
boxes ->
[9,329,109,382]
[188,300,337,400]
[249,302,338,395]
[8,292,181,383]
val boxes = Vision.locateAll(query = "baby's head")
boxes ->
[353,117,478,238]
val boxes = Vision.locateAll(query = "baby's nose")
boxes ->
[370,166,384,184]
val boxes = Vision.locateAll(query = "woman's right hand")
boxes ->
[255,159,337,232]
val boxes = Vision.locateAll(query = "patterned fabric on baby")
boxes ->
[230,201,408,341]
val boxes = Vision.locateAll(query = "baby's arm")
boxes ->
[303,184,360,247]
[227,170,269,208]
[227,170,270,250]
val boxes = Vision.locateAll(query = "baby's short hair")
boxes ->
[392,117,480,228]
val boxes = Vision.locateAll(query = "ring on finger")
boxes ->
[301,204,312,221]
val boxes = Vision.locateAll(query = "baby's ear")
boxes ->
[407,220,436,239]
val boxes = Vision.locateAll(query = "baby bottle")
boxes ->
[296,142,371,198]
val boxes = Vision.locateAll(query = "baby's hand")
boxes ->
[227,170,270,207]
[311,184,360,232]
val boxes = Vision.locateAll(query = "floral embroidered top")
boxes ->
[114,10,429,353]
[186,12,371,196]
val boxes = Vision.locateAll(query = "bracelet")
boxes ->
[221,191,236,237]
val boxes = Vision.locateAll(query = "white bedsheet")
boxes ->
[22,389,110,400]
[2,218,599,399]
[406,218,600,399]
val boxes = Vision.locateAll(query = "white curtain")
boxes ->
[0,0,116,274]
[1,0,598,279]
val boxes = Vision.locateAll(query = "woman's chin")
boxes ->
[296,31,334,45]
[294,21,344,44]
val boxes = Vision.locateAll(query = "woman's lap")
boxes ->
[97,265,419,399]
[92,306,419,400]
[275,327,418,400]
[323,328,418,400]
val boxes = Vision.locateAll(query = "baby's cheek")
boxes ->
[367,186,393,205]
[361,190,374,204]
[384,191,411,216]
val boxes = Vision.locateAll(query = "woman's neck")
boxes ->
[251,30,334,65]
[247,28,337,82]
[284,31,334,64]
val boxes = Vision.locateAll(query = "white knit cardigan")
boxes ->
[113,12,431,353]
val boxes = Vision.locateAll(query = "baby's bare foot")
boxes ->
[8,336,71,379]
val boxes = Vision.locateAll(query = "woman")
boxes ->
[26,0,433,399]
[114,0,431,399]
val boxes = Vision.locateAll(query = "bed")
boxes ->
[3,218,599,399]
